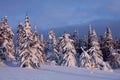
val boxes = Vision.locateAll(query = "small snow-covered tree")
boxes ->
[109,53,120,69]
[107,46,120,69]
[59,33,77,67]
[79,47,92,68]
[46,29,59,65]
[0,16,15,64]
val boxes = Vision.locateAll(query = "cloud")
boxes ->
[0,0,120,30]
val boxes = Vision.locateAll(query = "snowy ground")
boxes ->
[0,65,120,80]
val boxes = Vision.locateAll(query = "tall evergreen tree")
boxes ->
[59,33,77,67]
[16,16,44,69]
[71,30,81,66]
[103,27,120,69]
[46,29,59,65]
[101,27,114,61]
[0,16,15,64]
[31,25,44,67]
[71,30,80,53]
[86,27,103,68]
[16,23,25,61]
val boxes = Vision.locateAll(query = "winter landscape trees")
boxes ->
[0,16,120,70]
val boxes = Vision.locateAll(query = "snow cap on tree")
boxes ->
[91,29,100,48]
[106,26,113,41]
[25,16,30,28]
[48,29,56,40]
[23,16,32,37]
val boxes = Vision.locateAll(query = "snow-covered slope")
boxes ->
[0,65,120,80]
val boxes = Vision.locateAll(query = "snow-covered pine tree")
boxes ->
[16,16,44,69]
[87,26,112,71]
[0,16,15,64]
[59,33,77,67]
[107,43,120,69]
[108,51,120,69]
[16,23,25,61]
[87,27,103,69]
[30,25,44,66]
[71,30,80,54]
[102,27,120,69]
[46,29,59,65]
[16,16,33,68]
[71,30,81,66]
[101,27,114,61]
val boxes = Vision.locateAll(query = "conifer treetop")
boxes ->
[106,26,113,41]
[24,16,31,29]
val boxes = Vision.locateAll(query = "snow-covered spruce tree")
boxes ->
[100,27,114,61]
[31,25,44,66]
[46,29,59,65]
[79,27,103,69]
[102,27,120,69]
[89,28,103,63]
[0,16,15,64]
[71,30,81,66]
[59,33,77,67]
[86,26,112,71]
[71,30,80,54]
[16,16,44,69]
[16,16,33,68]
[39,34,47,62]
[106,40,120,69]
[108,46,120,69]
[16,23,25,61]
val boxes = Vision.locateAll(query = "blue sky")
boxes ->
[0,0,120,36]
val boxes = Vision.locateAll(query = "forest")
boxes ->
[0,16,120,71]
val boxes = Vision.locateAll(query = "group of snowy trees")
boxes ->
[0,16,120,70]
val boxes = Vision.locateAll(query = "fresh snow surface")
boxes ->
[0,65,120,80]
